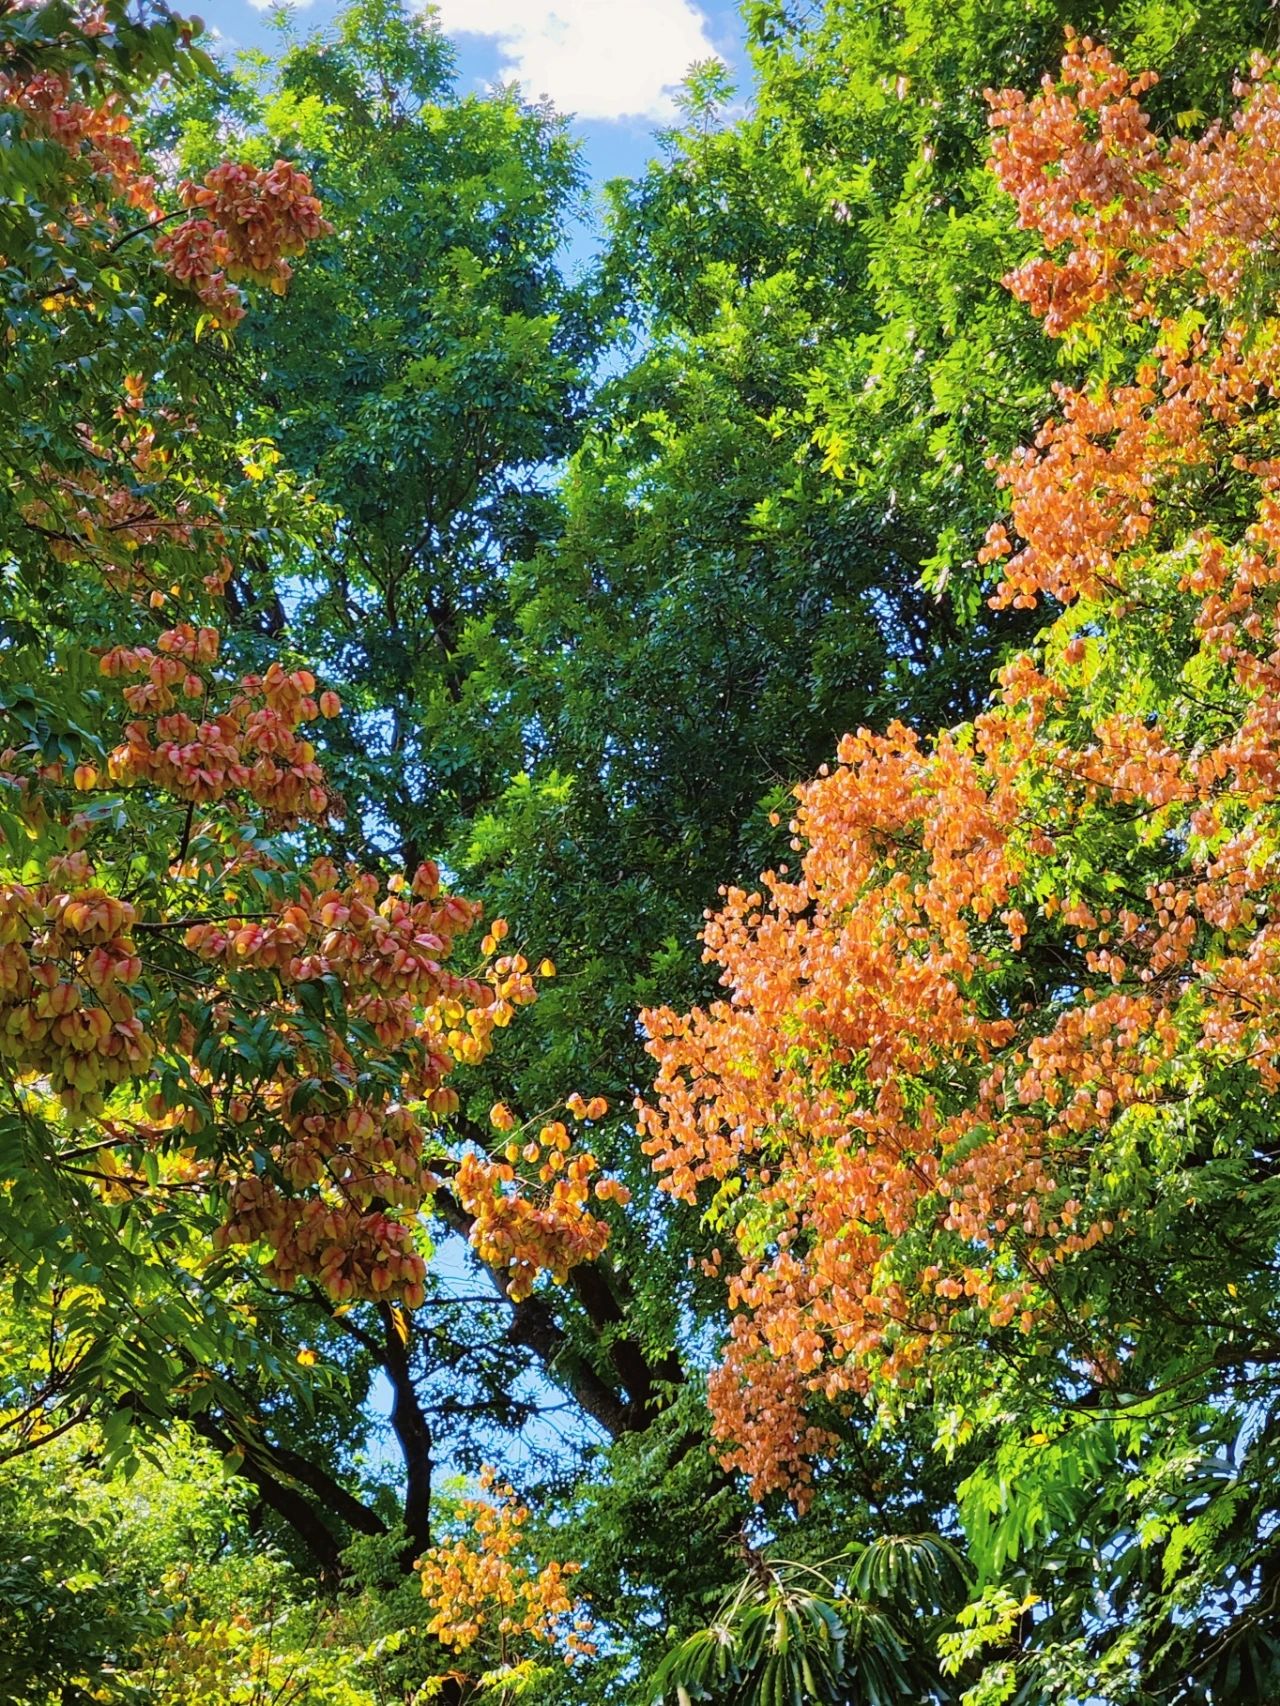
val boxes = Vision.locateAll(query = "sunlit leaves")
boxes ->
[639,35,1280,1698]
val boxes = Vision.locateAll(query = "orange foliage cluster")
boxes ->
[3,724,614,1303]
[1,4,157,208]
[156,159,331,326]
[982,41,1280,608]
[184,870,615,1305]
[639,44,1280,1501]
[456,1100,629,1300]
[418,1469,595,1664]
[100,628,334,819]
[4,7,326,609]
[0,855,150,1117]
[989,36,1280,334]
[7,601,618,1306]
[5,627,616,1306]
[184,860,481,1055]
[3,19,329,328]
[182,857,494,1305]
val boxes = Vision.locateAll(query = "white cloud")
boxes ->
[432,0,720,122]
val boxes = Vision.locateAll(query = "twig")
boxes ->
[107,207,188,252]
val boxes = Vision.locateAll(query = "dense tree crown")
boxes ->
[642,34,1280,1700]
[9,1,1280,1704]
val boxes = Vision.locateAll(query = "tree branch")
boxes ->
[376,1301,435,1566]
[433,1189,633,1438]
[188,1412,347,1583]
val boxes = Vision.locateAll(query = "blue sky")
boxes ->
[195,0,747,201]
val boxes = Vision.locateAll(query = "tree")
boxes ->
[0,0,620,1580]
[155,9,738,1640]
[156,0,601,874]
[0,1407,454,1706]
[1,0,337,1465]
[641,35,1280,1701]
